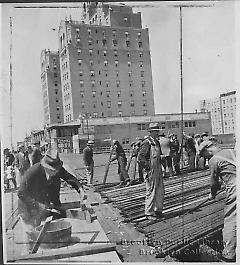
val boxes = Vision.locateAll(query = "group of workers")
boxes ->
[84,122,236,262]
[3,124,236,261]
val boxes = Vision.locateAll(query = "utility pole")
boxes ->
[10,17,13,150]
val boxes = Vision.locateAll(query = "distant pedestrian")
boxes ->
[159,132,173,177]
[183,132,196,172]
[138,123,165,220]
[131,138,144,183]
[110,140,130,187]
[169,134,181,175]
[4,148,17,190]
[15,145,30,187]
[31,141,43,165]
[83,140,94,185]
[194,134,202,170]
[199,140,236,262]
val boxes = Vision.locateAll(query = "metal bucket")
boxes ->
[33,219,72,249]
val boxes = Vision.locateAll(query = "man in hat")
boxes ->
[83,140,94,185]
[130,137,144,183]
[138,123,165,220]
[17,149,85,252]
[110,139,130,187]
[31,141,43,165]
[194,134,202,170]
[183,132,196,172]
[169,134,180,175]
[199,140,236,262]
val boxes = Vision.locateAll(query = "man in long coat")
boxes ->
[199,140,236,262]
[138,123,165,220]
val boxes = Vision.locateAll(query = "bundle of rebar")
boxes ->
[97,169,225,256]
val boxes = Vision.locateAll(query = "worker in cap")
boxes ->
[183,132,197,172]
[199,140,236,262]
[194,134,202,170]
[17,148,85,253]
[129,137,144,183]
[110,140,130,187]
[83,140,95,185]
[138,122,165,220]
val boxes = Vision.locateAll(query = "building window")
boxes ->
[124,17,128,21]
[140,71,144,77]
[55,82,58,87]
[93,101,97,108]
[118,101,122,107]
[119,111,123,117]
[142,90,146,97]
[128,61,131,67]
[112,39,118,47]
[57,115,60,120]
[89,49,93,56]
[192,121,196,127]
[54,73,57,78]
[88,39,93,46]
[102,39,107,46]
[129,81,133,87]
[112,30,116,36]
[88,28,91,35]
[77,49,82,55]
[127,52,130,58]
[80,91,84,98]
[106,91,110,97]
[106,81,109,88]
[103,50,107,56]
[92,91,96,97]
[141,81,145,87]
[56,99,59,103]
[140,61,143,67]
[91,80,95,87]
[107,101,111,108]
[137,124,146,131]
[138,42,143,48]
[143,110,147,116]
[128,71,132,77]
[185,122,188,127]
[80,80,84,87]
[139,52,143,57]
[114,50,118,57]
[117,91,121,97]
[115,60,119,67]
[130,90,134,97]
[93,112,98,117]
[126,40,130,47]
[76,38,81,44]
[76,28,80,32]
[104,60,108,66]
[90,60,94,66]
[125,31,129,37]
[56,106,60,111]
[90,70,95,77]
[143,100,147,107]
[137,32,141,38]
[78,59,82,66]
[79,71,83,76]
[116,71,119,77]
[130,100,134,107]
[105,71,108,77]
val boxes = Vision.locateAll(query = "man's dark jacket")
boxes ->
[31,148,43,165]
[18,162,82,213]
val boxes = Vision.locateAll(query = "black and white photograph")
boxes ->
[1,0,238,263]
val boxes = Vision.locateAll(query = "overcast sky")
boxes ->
[1,1,236,147]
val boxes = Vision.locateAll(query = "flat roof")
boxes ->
[48,112,210,128]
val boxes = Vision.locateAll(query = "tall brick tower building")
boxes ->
[58,2,155,123]
[40,49,64,125]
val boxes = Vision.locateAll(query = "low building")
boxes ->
[45,112,211,152]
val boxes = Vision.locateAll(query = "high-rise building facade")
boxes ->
[200,90,236,135]
[40,49,64,126]
[58,2,155,123]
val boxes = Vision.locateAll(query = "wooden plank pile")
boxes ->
[96,169,225,258]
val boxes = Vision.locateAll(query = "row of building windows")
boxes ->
[77,110,147,118]
[65,104,71,111]
[78,79,146,88]
[63,72,69,81]
[76,49,144,58]
[77,59,144,68]
[78,69,145,78]
[62,61,68,71]
[79,100,147,109]
[76,27,142,38]
[66,114,72,122]
[222,97,236,104]
[137,121,196,131]
[75,37,144,49]
[78,90,147,98]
